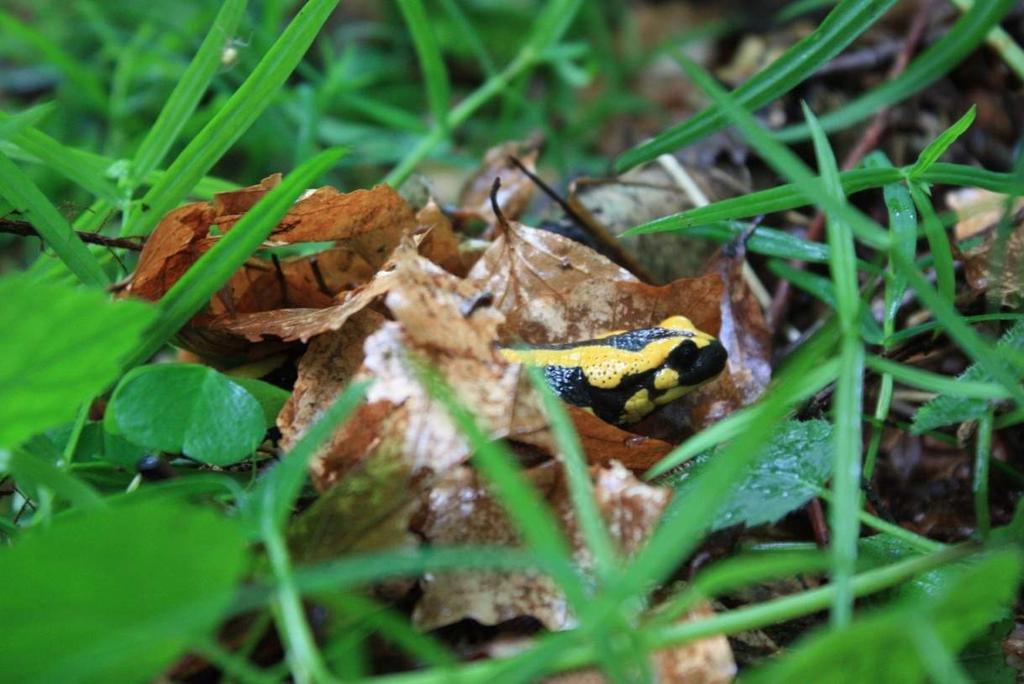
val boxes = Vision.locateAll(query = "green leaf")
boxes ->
[665,420,832,531]
[613,0,898,171]
[743,549,1023,683]
[0,274,155,449]
[912,321,1024,433]
[908,106,977,180]
[125,0,340,237]
[0,498,248,682]
[0,150,109,287]
[108,364,266,466]
[777,0,1015,141]
[231,377,291,428]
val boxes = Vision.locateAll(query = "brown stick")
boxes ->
[1,217,145,251]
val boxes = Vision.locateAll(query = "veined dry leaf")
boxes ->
[466,221,723,345]
[412,461,672,631]
[458,137,541,225]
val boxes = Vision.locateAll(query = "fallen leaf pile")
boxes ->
[122,141,777,680]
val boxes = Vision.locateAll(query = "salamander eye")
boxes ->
[667,339,698,368]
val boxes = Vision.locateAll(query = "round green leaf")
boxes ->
[109,364,265,466]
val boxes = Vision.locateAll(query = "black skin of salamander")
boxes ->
[540,333,729,425]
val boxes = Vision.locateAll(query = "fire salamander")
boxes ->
[500,316,728,426]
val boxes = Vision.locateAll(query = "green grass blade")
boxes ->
[974,409,993,538]
[804,102,864,627]
[414,362,586,606]
[0,149,109,288]
[0,103,55,141]
[864,152,917,325]
[777,0,1016,141]
[128,0,247,187]
[0,116,122,204]
[865,356,1010,400]
[908,106,976,180]
[625,163,1024,237]
[646,356,840,480]
[526,366,618,579]
[397,0,451,132]
[909,183,956,304]
[2,447,105,512]
[613,0,898,171]
[255,380,369,530]
[383,0,583,186]
[124,0,340,237]
[122,147,346,370]
[949,0,1024,81]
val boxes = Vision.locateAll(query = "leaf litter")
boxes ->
[121,141,785,681]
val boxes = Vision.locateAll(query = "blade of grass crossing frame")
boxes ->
[255,380,370,529]
[128,0,248,187]
[975,409,993,538]
[613,0,898,172]
[909,183,956,305]
[124,0,340,237]
[0,103,55,141]
[526,366,618,578]
[625,163,1024,236]
[0,116,122,203]
[397,0,451,133]
[673,54,1024,408]
[907,106,976,180]
[382,0,582,187]
[804,103,864,627]
[777,0,1015,141]
[413,362,586,606]
[121,147,347,371]
[0,150,109,287]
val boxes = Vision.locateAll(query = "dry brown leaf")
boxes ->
[949,188,1024,307]
[127,202,216,302]
[412,461,672,631]
[680,243,772,429]
[415,199,466,276]
[544,604,735,684]
[568,406,672,472]
[567,162,748,283]
[295,240,553,491]
[458,138,541,225]
[466,221,723,345]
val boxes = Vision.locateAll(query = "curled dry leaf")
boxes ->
[949,188,1024,307]
[126,177,423,356]
[457,137,541,226]
[412,461,672,631]
[466,221,723,345]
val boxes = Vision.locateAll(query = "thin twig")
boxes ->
[1,217,145,251]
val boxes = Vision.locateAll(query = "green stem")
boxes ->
[974,410,994,539]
